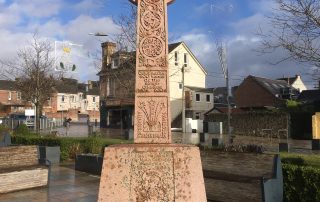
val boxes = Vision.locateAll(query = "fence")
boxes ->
[0,118,64,131]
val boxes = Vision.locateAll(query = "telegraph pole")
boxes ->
[216,41,232,144]
[182,66,185,133]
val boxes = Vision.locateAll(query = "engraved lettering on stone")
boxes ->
[130,151,174,201]
[141,37,163,58]
[137,70,167,93]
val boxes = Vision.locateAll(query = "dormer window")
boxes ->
[112,58,119,69]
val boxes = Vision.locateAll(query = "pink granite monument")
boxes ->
[98,0,207,201]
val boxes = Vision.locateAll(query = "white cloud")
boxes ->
[9,0,62,18]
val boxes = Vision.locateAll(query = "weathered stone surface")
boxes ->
[98,1,207,201]
[98,144,207,201]
[132,0,172,144]
[313,112,320,139]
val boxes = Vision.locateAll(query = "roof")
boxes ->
[298,90,320,102]
[87,88,100,96]
[54,78,79,94]
[185,86,214,93]
[0,80,16,91]
[168,42,182,52]
[249,75,293,96]
[205,106,243,115]
[277,75,299,85]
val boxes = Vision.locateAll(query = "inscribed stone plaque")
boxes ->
[130,151,174,201]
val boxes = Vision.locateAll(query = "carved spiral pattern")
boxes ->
[141,37,163,58]
[142,11,161,30]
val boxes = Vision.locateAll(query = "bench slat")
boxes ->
[0,168,48,193]
[0,146,39,170]
[205,178,262,202]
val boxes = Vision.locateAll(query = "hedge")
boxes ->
[283,164,320,202]
[12,135,132,161]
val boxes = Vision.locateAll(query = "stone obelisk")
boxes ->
[98,0,207,201]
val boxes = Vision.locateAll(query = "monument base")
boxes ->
[98,144,207,202]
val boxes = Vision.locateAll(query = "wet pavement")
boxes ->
[0,163,100,202]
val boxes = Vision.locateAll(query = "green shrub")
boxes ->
[14,124,32,136]
[12,135,132,161]
[283,164,320,202]
[0,124,11,134]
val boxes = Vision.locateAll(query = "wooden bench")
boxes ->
[0,146,50,193]
[201,151,283,202]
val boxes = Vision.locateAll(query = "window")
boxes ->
[196,93,200,102]
[61,95,65,102]
[8,91,11,100]
[206,94,211,102]
[93,96,96,103]
[107,78,115,96]
[184,53,188,67]
[70,95,75,103]
[112,58,119,69]
[17,92,21,100]
[195,112,200,120]
[174,51,179,66]
[179,83,183,89]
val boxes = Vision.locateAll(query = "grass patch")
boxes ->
[280,152,320,169]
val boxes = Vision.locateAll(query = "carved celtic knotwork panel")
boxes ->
[142,11,161,30]
[141,37,163,58]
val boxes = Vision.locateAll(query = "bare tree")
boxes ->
[1,34,58,133]
[258,0,320,80]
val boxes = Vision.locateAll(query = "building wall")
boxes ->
[168,44,207,122]
[0,90,27,116]
[234,77,284,108]
[292,76,307,92]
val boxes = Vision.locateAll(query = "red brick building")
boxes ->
[234,75,299,110]
[0,80,31,117]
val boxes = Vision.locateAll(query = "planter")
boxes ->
[38,146,60,164]
[0,133,11,147]
[75,154,103,175]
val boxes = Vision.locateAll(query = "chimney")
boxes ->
[88,80,93,90]
[101,42,116,70]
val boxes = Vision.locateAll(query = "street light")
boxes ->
[88,32,108,37]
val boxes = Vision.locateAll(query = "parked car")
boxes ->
[9,113,34,128]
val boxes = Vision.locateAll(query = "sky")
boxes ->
[0,0,317,89]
